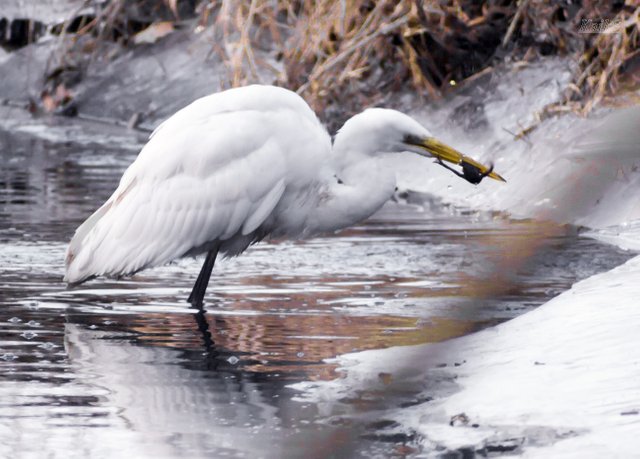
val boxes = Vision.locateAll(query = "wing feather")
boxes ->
[64,85,331,283]
[243,179,285,235]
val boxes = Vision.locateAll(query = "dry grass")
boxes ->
[198,0,414,122]
[45,0,640,124]
[196,0,517,125]
[194,0,640,124]
[571,6,640,114]
[510,1,640,136]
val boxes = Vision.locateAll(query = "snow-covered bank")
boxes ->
[294,115,640,453]
[293,68,640,456]
[412,252,640,456]
[294,250,640,456]
[397,61,640,231]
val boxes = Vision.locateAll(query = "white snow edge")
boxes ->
[293,252,640,456]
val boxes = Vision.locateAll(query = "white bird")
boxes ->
[64,85,504,307]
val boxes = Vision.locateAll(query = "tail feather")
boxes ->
[64,201,112,284]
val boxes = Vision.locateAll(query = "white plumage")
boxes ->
[65,85,502,304]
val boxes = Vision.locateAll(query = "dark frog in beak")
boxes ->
[404,134,506,185]
[435,156,500,185]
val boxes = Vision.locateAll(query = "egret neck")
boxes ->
[309,152,396,234]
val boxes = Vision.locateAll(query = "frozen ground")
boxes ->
[395,61,640,230]
[2,0,83,23]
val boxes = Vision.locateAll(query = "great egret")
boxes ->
[64,85,504,307]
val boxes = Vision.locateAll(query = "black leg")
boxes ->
[188,246,219,308]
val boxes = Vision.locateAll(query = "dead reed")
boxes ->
[43,0,640,124]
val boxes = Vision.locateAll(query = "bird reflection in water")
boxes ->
[191,307,218,368]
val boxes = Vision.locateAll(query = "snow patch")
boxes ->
[293,254,640,456]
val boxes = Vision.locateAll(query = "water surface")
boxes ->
[0,118,634,458]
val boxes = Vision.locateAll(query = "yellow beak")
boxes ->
[417,137,506,183]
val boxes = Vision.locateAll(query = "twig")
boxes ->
[296,15,409,95]
[502,0,530,47]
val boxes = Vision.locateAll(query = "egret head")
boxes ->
[335,108,505,184]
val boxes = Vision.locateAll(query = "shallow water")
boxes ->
[0,119,634,458]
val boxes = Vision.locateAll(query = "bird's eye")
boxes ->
[403,134,422,147]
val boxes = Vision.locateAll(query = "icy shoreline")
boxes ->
[292,79,640,455]
[294,247,640,456]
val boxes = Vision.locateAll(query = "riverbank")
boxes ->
[2,1,639,129]
[290,101,640,455]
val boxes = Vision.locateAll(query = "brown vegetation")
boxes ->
[34,0,640,122]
